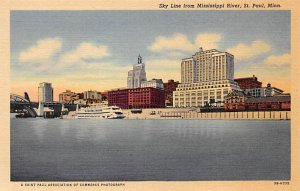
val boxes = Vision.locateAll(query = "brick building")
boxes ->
[224,90,290,111]
[246,95,290,111]
[234,75,262,90]
[163,79,180,107]
[101,91,108,100]
[108,87,165,109]
[128,87,165,108]
[223,90,249,111]
[107,89,129,109]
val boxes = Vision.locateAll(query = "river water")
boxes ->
[11,118,290,181]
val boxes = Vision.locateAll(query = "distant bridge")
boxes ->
[10,93,37,117]
[10,93,30,103]
[10,93,79,118]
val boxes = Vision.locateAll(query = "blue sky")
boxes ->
[11,11,290,101]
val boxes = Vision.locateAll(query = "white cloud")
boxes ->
[149,33,194,52]
[167,51,186,57]
[146,59,181,81]
[227,40,272,60]
[148,33,223,53]
[59,42,110,67]
[18,38,62,63]
[16,40,114,75]
[194,33,223,50]
[261,54,290,65]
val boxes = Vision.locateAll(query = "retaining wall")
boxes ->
[123,108,290,120]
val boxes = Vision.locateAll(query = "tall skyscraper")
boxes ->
[173,48,240,108]
[127,55,147,89]
[181,48,234,84]
[38,82,53,103]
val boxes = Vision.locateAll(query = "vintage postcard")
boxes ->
[1,0,299,191]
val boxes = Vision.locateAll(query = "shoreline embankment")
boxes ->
[122,108,290,120]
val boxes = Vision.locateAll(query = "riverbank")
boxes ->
[122,108,290,120]
[64,108,290,120]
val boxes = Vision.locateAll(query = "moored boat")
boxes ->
[75,105,125,119]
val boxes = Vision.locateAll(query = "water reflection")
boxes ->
[11,119,290,181]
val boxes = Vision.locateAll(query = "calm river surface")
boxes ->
[11,119,290,181]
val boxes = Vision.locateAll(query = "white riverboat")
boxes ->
[75,105,125,119]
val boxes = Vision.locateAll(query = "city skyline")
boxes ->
[11,11,290,101]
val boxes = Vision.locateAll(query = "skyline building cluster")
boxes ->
[234,76,283,97]
[58,89,103,105]
[224,86,290,111]
[34,47,288,110]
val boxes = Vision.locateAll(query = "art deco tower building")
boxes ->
[127,55,147,89]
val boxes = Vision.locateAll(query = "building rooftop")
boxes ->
[182,57,193,60]
[224,90,246,98]
[273,87,284,92]
[235,75,258,80]
[246,95,291,103]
